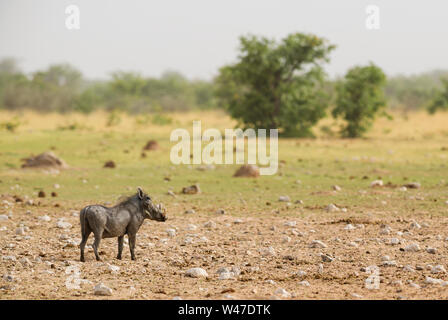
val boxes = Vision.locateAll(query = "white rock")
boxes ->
[426,247,437,254]
[274,288,291,298]
[259,246,276,256]
[403,265,415,272]
[94,283,113,296]
[332,185,341,191]
[0,214,8,221]
[388,238,400,245]
[56,220,72,229]
[107,264,120,274]
[298,280,310,287]
[410,222,421,229]
[431,265,446,274]
[15,227,25,235]
[381,255,391,262]
[344,224,356,230]
[218,272,234,280]
[309,240,327,248]
[281,236,291,243]
[166,228,176,237]
[370,180,383,187]
[404,243,420,252]
[278,196,291,202]
[326,204,340,212]
[233,219,244,224]
[321,254,334,262]
[186,224,197,231]
[184,209,195,214]
[425,277,447,285]
[284,221,296,227]
[215,209,225,215]
[296,270,307,277]
[39,215,51,222]
[185,268,208,278]
[203,221,216,229]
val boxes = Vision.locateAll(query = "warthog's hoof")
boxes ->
[116,255,122,260]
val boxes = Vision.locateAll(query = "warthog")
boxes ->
[79,187,167,262]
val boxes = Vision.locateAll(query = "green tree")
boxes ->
[215,33,335,137]
[332,63,387,138]
[427,78,448,114]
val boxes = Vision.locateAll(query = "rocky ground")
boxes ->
[1,194,448,300]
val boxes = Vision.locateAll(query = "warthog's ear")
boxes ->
[137,187,144,200]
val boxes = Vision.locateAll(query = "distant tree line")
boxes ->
[1,32,448,138]
[0,58,217,114]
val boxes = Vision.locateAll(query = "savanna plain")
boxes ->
[1,110,448,299]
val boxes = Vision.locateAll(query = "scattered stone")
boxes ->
[103,161,116,168]
[410,222,421,229]
[185,268,208,278]
[370,180,383,187]
[166,229,176,237]
[182,184,201,194]
[107,264,120,274]
[344,224,356,230]
[326,204,340,212]
[403,265,415,272]
[278,196,290,202]
[298,280,310,287]
[404,243,420,252]
[404,182,421,189]
[260,247,276,256]
[309,240,327,248]
[94,283,113,296]
[38,191,46,198]
[233,165,260,178]
[321,254,334,263]
[431,265,446,274]
[204,221,216,229]
[184,209,195,214]
[332,185,341,191]
[21,151,68,169]
[15,227,25,235]
[56,219,72,229]
[274,288,291,298]
[0,215,8,221]
[38,215,51,222]
[426,247,437,254]
[284,221,296,227]
[215,209,225,215]
[143,140,159,151]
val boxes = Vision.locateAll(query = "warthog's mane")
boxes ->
[115,193,140,208]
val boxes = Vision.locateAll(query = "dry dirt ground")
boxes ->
[1,196,448,300]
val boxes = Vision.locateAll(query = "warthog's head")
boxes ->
[137,187,167,222]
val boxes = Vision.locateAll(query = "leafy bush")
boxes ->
[332,63,387,138]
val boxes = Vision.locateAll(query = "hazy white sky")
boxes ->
[1,0,447,80]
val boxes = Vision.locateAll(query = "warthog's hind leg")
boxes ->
[79,227,91,262]
[92,231,103,261]
[128,233,136,260]
[117,236,124,260]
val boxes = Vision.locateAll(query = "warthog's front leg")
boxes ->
[117,236,124,260]
[128,233,136,260]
